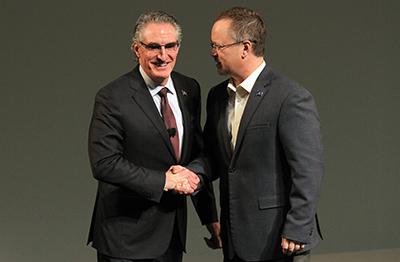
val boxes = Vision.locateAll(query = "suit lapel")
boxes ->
[171,74,190,163]
[128,66,176,160]
[219,86,234,159]
[232,66,273,159]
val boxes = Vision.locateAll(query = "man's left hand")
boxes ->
[281,237,305,255]
[204,222,222,249]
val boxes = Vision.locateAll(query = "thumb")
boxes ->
[171,165,184,174]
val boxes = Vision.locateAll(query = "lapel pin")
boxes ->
[181,90,188,96]
[256,90,264,97]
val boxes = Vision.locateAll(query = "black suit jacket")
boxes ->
[204,66,323,261]
[87,66,217,259]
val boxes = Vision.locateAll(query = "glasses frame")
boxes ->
[210,40,257,52]
[139,41,180,53]
[210,41,244,52]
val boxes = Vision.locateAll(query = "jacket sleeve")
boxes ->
[191,178,218,224]
[187,80,218,224]
[279,87,324,244]
[202,86,223,182]
[88,87,165,203]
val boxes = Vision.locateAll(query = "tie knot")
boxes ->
[158,87,169,97]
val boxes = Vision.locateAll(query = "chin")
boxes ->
[155,72,171,80]
[154,66,173,75]
[217,68,227,76]
[149,73,171,84]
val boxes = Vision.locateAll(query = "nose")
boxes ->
[157,46,167,60]
[210,48,218,57]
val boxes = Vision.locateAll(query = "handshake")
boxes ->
[164,165,200,195]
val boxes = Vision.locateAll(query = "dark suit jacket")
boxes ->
[204,66,323,261]
[87,66,217,259]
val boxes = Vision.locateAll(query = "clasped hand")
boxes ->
[164,165,199,194]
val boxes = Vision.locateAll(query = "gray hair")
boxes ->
[132,11,182,44]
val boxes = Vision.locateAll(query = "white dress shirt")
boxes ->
[139,66,184,155]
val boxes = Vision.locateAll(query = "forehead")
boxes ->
[141,22,178,43]
[211,19,233,42]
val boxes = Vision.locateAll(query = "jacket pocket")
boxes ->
[258,195,288,210]
[247,122,271,130]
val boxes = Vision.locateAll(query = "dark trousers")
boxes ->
[97,250,182,262]
[97,226,182,262]
[224,251,311,262]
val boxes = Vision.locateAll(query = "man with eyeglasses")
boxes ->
[204,7,324,262]
[87,11,220,262]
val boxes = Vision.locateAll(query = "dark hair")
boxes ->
[215,7,266,57]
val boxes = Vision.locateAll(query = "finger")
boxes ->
[183,184,193,194]
[188,173,200,183]
[170,165,184,173]
[174,175,188,184]
[294,243,301,251]
[184,177,197,189]
[288,241,295,253]
[204,237,219,249]
[174,183,183,194]
[281,240,288,254]
[177,169,199,181]
[210,236,222,249]
[185,182,192,190]
[189,179,199,188]
[188,182,198,191]
[175,180,193,194]
[215,236,223,248]
[281,238,288,249]
[175,182,188,192]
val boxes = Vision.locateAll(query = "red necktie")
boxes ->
[158,87,180,160]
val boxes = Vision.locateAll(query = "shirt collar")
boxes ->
[139,65,174,97]
[227,60,266,94]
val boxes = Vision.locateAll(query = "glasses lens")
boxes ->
[165,42,178,49]
[141,42,179,52]
[146,43,162,50]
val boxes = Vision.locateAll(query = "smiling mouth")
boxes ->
[153,62,169,68]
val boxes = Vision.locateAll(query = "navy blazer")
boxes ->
[204,66,323,261]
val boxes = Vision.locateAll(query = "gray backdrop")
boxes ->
[1,0,399,261]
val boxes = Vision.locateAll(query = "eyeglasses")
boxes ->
[140,41,180,52]
[210,40,257,52]
[210,41,243,51]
